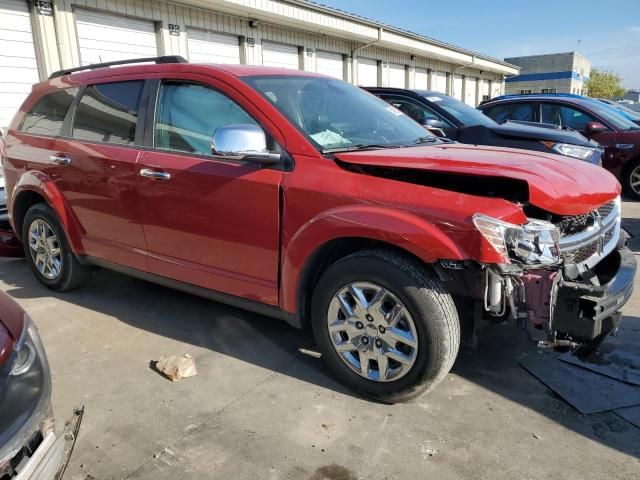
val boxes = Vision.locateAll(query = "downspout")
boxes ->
[351,27,383,84]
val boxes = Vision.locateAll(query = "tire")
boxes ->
[622,158,640,201]
[22,203,90,291]
[311,249,460,403]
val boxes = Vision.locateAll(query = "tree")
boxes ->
[585,69,626,99]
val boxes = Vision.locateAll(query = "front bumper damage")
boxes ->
[12,407,83,480]
[490,236,636,342]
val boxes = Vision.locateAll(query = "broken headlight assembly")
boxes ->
[473,214,561,267]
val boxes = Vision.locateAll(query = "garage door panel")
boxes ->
[0,0,39,127]
[188,30,240,64]
[433,71,447,93]
[387,64,405,88]
[262,42,299,69]
[357,58,377,86]
[465,78,477,106]
[415,68,429,90]
[316,51,343,79]
[75,9,158,66]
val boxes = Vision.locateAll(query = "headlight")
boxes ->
[541,141,595,160]
[473,214,560,266]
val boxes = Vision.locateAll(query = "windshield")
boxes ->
[414,91,496,127]
[586,101,640,131]
[243,76,436,152]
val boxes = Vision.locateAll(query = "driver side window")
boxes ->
[154,82,257,156]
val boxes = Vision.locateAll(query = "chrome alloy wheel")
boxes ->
[630,164,640,196]
[28,219,62,280]
[327,282,418,382]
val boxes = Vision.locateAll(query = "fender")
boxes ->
[12,171,86,254]
[279,204,468,314]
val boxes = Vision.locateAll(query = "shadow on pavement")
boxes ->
[0,257,639,460]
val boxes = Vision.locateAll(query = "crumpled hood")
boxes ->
[335,144,620,215]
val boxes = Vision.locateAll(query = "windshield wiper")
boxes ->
[414,136,439,144]
[322,144,405,153]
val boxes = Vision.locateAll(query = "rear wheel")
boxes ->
[622,158,640,200]
[22,203,90,291]
[311,250,460,403]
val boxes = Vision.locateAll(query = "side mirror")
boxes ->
[584,121,608,133]
[422,118,446,138]
[212,124,281,166]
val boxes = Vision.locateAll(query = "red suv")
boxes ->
[0,57,635,403]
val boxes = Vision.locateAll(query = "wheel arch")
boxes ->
[11,172,85,254]
[280,205,467,327]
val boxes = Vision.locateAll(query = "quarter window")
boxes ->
[72,81,144,145]
[20,88,79,136]
[154,82,257,156]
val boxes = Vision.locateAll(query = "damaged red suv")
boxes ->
[0,57,635,403]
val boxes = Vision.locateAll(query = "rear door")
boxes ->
[136,78,284,305]
[54,80,148,269]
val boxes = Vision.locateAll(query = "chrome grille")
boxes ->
[597,201,616,219]
[557,198,620,269]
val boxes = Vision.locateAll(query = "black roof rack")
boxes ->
[48,55,188,79]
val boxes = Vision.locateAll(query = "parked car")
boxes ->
[479,94,640,199]
[1,57,635,403]
[0,290,81,478]
[366,88,603,165]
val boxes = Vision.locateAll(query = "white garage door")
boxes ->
[433,71,447,93]
[387,64,406,88]
[465,77,477,106]
[262,42,299,69]
[415,68,429,90]
[481,80,490,101]
[453,75,463,100]
[187,30,240,64]
[75,9,158,66]
[316,51,343,79]
[357,58,378,87]
[0,0,40,128]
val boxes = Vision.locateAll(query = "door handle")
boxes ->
[140,168,171,180]
[49,154,71,165]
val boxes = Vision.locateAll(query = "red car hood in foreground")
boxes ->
[335,144,620,215]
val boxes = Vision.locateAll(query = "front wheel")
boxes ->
[311,250,460,403]
[622,158,640,201]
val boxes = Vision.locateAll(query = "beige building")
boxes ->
[504,51,590,95]
[0,0,519,127]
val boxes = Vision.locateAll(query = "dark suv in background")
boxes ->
[366,88,603,166]
[479,94,640,199]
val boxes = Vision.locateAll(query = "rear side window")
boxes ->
[72,81,144,145]
[20,88,79,136]
[484,102,534,123]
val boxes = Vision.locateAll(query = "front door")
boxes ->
[137,80,283,305]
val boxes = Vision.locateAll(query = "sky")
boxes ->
[319,0,640,89]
